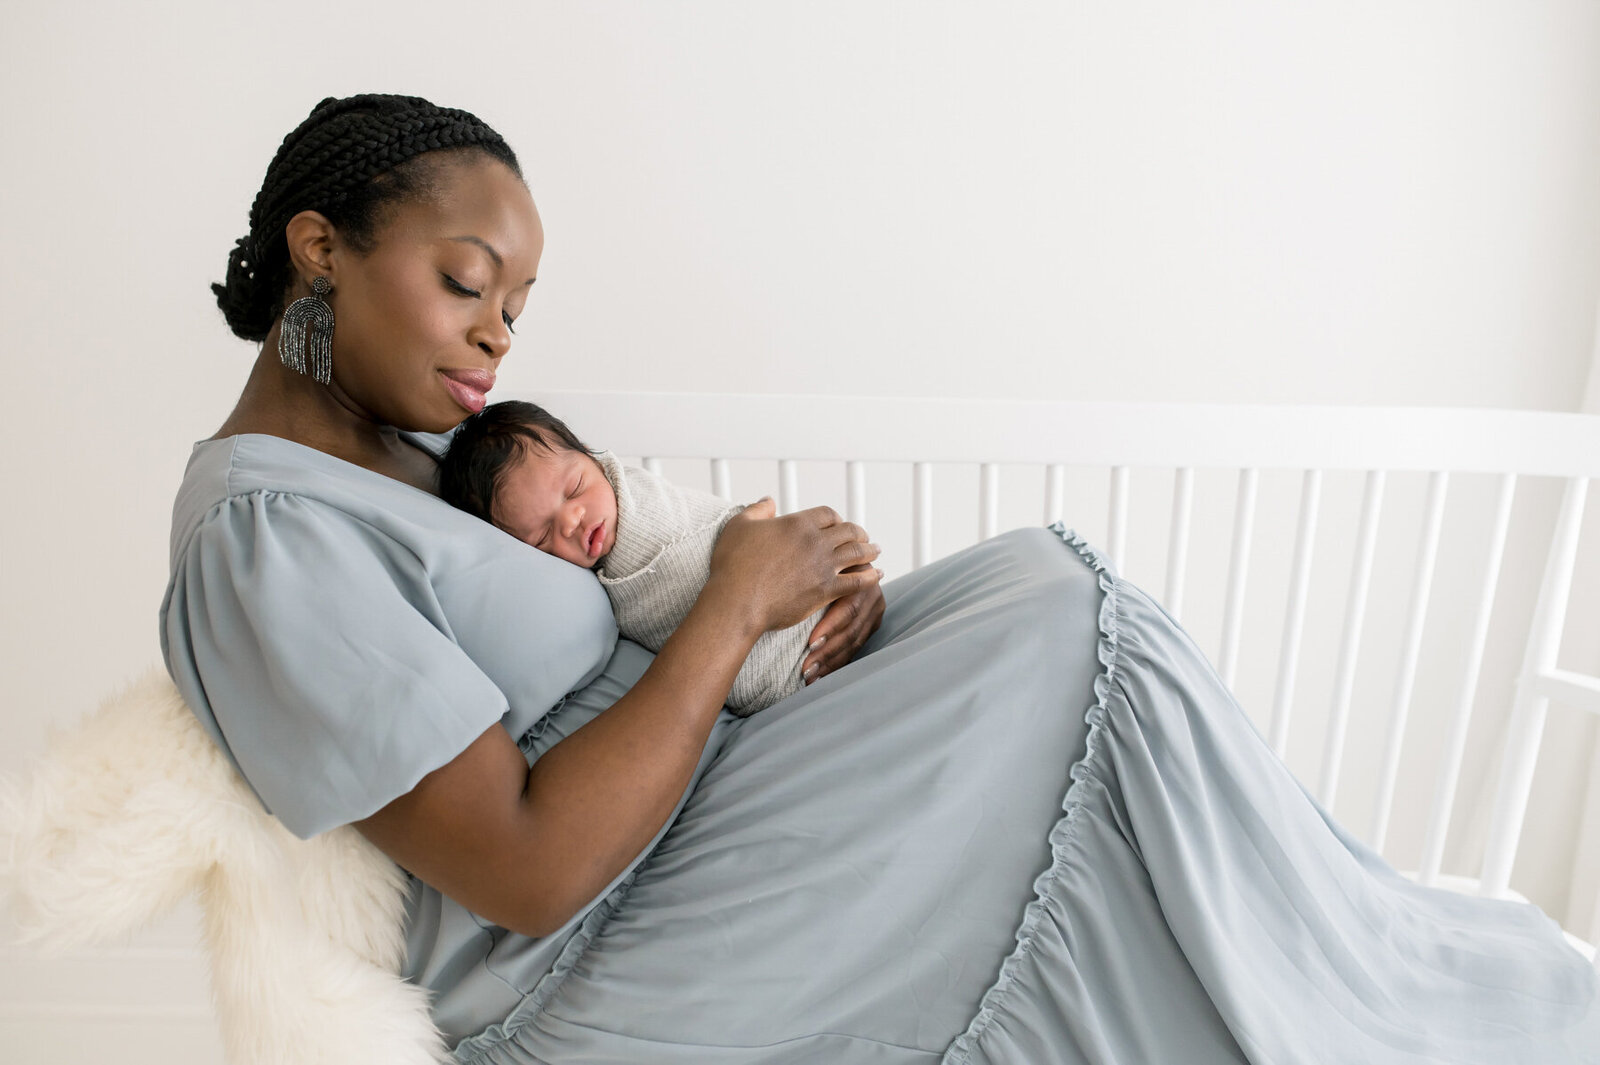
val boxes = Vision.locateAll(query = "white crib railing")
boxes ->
[533,392,1600,959]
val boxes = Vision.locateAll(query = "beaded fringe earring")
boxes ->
[279,276,335,385]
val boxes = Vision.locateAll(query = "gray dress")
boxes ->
[161,433,1598,1064]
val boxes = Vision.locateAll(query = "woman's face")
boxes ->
[319,157,543,433]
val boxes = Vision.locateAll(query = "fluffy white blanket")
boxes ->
[0,669,441,1065]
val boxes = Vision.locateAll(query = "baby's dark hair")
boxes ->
[213,93,522,342]
[440,400,595,524]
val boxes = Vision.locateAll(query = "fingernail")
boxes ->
[809,636,826,651]
[803,663,821,682]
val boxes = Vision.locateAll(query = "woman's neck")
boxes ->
[214,346,439,494]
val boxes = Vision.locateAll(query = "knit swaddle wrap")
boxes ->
[593,452,819,716]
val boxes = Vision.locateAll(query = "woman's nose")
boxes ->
[472,307,512,359]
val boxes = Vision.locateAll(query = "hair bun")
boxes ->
[212,235,276,342]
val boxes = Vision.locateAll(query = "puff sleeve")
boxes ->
[160,490,509,839]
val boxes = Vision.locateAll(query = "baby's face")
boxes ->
[493,446,618,569]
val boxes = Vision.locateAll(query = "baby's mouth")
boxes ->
[586,521,606,559]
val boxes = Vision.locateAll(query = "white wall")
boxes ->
[3,3,1598,1062]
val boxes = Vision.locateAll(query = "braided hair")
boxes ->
[212,94,522,342]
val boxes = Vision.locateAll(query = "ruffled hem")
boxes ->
[451,866,643,1064]
[941,524,1120,1065]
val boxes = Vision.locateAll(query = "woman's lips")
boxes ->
[440,368,496,414]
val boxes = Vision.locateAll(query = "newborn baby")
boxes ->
[439,400,822,715]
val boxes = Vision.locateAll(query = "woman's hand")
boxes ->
[708,498,882,639]
[800,564,886,684]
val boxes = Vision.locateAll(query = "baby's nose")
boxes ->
[562,502,585,536]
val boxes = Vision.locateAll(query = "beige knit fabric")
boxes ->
[594,451,819,716]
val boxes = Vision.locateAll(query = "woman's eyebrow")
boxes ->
[449,235,539,286]
[449,235,502,268]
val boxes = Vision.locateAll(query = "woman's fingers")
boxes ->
[835,537,881,570]
[826,521,871,556]
[742,496,777,520]
[828,518,867,542]
[771,506,877,580]
[835,560,883,596]
[798,504,843,528]
[807,513,876,568]
[802,596,884,682]
[802,564,885,682]
[715,500,883,635]
[797,506,871,544]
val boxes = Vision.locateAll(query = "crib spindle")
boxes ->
[779,460,800,515]
[913,463,934,569]
[1481,476,1591,899]
[1369,471,1450,853]
[847,461,867,528]
[711,458,732,501]
[1319,470,1386,808]
[1165,468,1194,622]
[1418,474,1516,886]
[1045,465,1066,527]
[1267,470,1323,759]
[980,464,1000,542]
[1107,467,1130,572]
[1218,469,1259,689]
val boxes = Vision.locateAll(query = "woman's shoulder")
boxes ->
[167,432,480,572]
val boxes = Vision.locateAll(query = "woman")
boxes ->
[164,94,1597,1063]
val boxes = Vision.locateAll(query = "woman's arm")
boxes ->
[354,500,880,937]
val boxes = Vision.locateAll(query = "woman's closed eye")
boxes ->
[442,274,517,333]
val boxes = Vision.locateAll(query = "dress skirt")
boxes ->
[450,527,1598,1064]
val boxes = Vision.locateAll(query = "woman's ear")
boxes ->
[283,210,337,292]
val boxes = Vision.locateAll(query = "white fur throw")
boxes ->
[0,669,442,1065]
